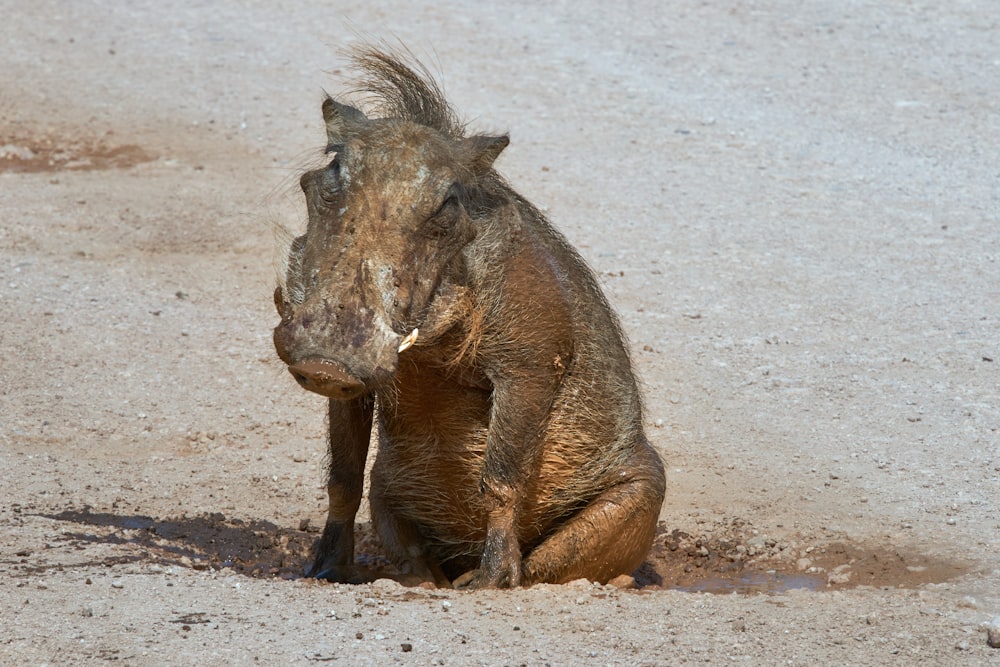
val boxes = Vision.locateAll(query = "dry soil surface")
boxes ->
[2,2,999,665]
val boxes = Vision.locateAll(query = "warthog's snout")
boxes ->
[288,358,366,400]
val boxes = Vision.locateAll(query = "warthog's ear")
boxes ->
[322,96,368,148]
[462,134,509,176]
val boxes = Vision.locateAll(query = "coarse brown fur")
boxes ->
[272,46,666,588]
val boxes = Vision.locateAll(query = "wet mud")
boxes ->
[0,132,154,172]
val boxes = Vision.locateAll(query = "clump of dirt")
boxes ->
[13,508,968,595]
[0,131,154,172]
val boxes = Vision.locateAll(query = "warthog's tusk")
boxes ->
[398,328,419,353]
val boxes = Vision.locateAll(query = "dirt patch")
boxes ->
[0,131,154,172]
[10,508,967,595]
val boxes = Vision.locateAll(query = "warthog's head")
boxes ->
[273,86,507,399]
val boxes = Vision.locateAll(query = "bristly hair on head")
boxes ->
[347,45,467,139]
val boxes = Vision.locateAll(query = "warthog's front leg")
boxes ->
[455,365,565,589]
[453,246,572,589]
[307,395,373,582]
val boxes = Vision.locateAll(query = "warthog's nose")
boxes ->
[288,359,367,400]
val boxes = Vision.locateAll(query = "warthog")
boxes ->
[273,47,665,588]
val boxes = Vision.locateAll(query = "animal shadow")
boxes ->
[34,507,320,579]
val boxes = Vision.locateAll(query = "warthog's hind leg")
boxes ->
[522,441,665,585]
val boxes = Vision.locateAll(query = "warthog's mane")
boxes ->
[347,46,466,139]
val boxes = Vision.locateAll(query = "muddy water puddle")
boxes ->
[641,521,969,594]
[673,570,825,594]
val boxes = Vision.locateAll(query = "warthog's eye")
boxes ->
[327,154,342,177]
[318,155,343,207]
[424,183,466,237]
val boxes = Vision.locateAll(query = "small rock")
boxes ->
[796,558,812,572]
[0,144,37,160]
[400,643,413,652]
[987,616,1000,649]
[111,580,124,589]
[608,574,636,590]
[441,600,452,611]
[299,518,310,531]
[827,565,852,585]
[370,578,401,595]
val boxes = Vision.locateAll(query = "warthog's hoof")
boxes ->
[307,564,373,585]
[451,569,481,589]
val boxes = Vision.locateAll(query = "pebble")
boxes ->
[111,580,124,589]
[827,565,852,585]
[987,616,1000,649]
[370,578,401,595]
[608,574,636,589]
[0,144,37,160]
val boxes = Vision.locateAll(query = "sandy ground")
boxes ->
[2,1,999,664]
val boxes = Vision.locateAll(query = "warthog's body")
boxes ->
[273,48,665,587]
